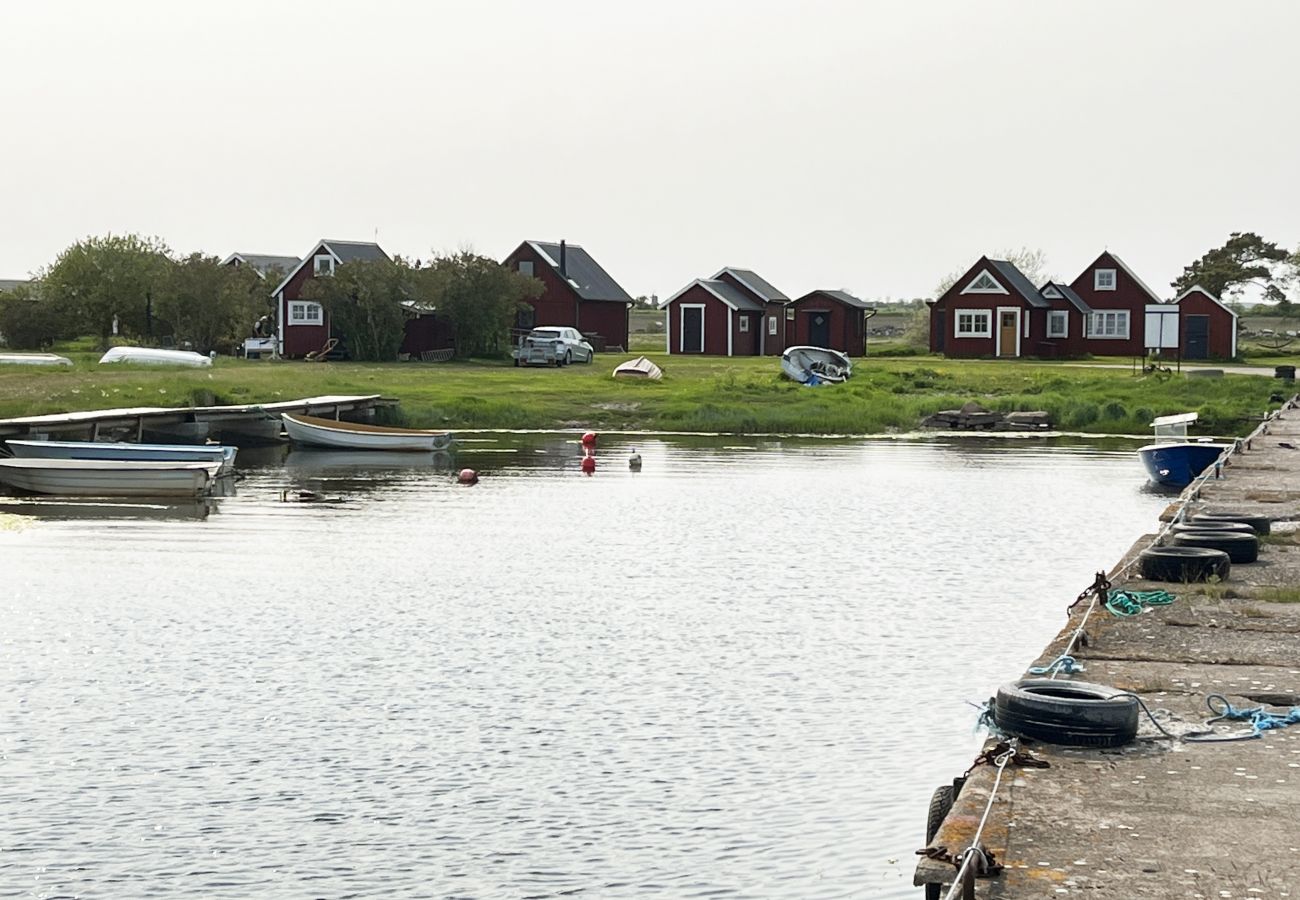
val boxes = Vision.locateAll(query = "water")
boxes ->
[0,434,1166,899]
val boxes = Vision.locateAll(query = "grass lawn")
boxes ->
[0,342,1287,436]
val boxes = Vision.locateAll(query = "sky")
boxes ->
[2,0,1297,302]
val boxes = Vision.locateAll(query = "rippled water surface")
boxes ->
[0,434,1165,899]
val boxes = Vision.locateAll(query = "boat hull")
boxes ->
[98,347,212,367]
[281,413,454,451]
[0,353,73,366]
[0,459,218,497]
[781,346,852,384]
[612,356,663,380]
[6,440,237,473]
[1137,442,1230,488]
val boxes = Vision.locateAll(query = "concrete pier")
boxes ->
[916,406,1300,898]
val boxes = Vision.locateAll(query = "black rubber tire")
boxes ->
[1138,545,1231,582]
[1172,521,1256,537]
[564,351,572,366]
[925,784,954,844]
[993,679,1138,747]
[1171,530,1259,563]
[1190,512,1271,535]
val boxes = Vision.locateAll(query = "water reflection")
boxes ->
[0,497,215,521]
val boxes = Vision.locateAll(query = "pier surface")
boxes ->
[917,409,1300,898]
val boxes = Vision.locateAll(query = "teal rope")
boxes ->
[1105,588,1176,617]
[1027,654,1084,675]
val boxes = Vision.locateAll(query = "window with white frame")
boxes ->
[961,270,1007,294]
[1047,310,1068,338]
[739,316,750,333]
[1094,268,1116,291]
[314,255,335,276]
[768,316,778,335]
[518,261,534,277]
[289,301,322,324]
[955,310,992,337]
[1085,310,1128,338]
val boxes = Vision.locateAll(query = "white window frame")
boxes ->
[739,316,749,333]
[518,261,534,277]
[954,309,992,338]
[679,303,705,353]
[288,301,322,325]
[768,316,778,335]
[1047,310,1069,338]
[1085,310,1129,339]
[960,269,1008,295]
[314,254,336,276]
[1094,268,1117,291]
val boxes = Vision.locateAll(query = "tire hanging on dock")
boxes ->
[1171,521,1256,537]
[1171,530,1260,564]
[992,679,1139,748]
[1138,546,1231,582]
[1189,512,1272,535]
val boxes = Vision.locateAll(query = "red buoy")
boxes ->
[581,431,597,448]
[457,468,479,484]
[580,456,596,474]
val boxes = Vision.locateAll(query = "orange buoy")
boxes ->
[457,468,479,484]
[580,456,596,474]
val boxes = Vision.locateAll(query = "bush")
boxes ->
[1101,401,1127,421]
[1067,402,1100,427]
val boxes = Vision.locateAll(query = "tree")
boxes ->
[302,257,418,362]
[41,234,173,341]
[0,282,76,349]
[419,252,543,358]
[935,247,1052,296]
[155,254,266,354]
[1171,232,1289,300]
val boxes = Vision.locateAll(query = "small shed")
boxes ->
[1173,286,1237,360]
[786,290,876,356]
[660,278,766,355]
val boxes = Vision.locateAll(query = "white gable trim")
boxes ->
[960,268,1009,295]
[270,240,340,298]
[220,253,245,267]
[661,279,739,310]
[1041,285,1063,299]
[1172,285,1238,318]
[708,267,784,305]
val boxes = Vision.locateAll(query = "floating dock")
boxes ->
[917,405,1300,898]
[0,395,396,442]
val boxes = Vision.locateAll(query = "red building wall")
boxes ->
[929,259,1040,357]
[1069,251,1157,357]
[504,244,629,349]
[400,313,455,355]
[664,284,733,355]
[1032,300,1090,358]
[278,261,330,358]
[786,294,865,356]
[1177,291,1236,359]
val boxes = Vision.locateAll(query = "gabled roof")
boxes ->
[221,253,301,278]
[987,259,1050,308]
[661,278,764,312]
[711,267,789,303]
[1080,251,1162,303]
[799,289,875,310]
[271,239,390,297]
[525,240,633,304]
[1172,285,1238,318]
[1039,281,1091,314]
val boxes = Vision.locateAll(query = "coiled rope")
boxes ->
[1104,588,1176,617]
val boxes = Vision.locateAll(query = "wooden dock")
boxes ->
[916,402,1300,898]
[0,395,396,442]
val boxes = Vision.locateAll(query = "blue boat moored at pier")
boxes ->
[1137,412,1230,487]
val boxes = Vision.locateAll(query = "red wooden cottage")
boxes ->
[927,257,1052,357]
[786,289,876,356]
[270,239,390,358]
[1036,281,1093,357]
[502,240,634,351]
[1172,286,1238,359]
[660,267,789,356]
[1069,251,1162,357]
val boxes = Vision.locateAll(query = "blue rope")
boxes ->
[1027,654,1084,675]
[1206,693,1300,737]
[1106,588,1176,617]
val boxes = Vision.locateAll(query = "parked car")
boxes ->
[513,327,594,366]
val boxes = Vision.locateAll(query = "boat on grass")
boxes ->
[0,458,221,497]
[781,346,852,384]
[612,356,663,380]
[0,353,73,366]
[99,347,212,367]
[6,439,237,473]
[1137,412,1232,488]
[282,413,454,451]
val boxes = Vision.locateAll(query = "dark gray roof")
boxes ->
[528,241,633,304]
[802,289,874,310]
[1040,281,1091,314]
[989,259,1050,308]
[323,241,390,264]
[703,278,764,311]
[225,254,301,276]
[717,267,789,302]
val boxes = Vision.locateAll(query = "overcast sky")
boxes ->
[2,0,1296,301]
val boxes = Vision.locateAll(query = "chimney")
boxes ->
[559,239,567,277]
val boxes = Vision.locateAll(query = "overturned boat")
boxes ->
[612,356,663,380]
[282,413,454,451]
[0,353,73,366]
[781,346,852,384]
[99,347,212,367]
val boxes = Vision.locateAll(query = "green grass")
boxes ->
[1251,586,1300,604]
[0,345,1282,436]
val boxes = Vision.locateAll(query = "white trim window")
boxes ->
[518,261,534,277]
[1094,268,1117,291]
[739,316,750,333]
[768,316,778,335]
[1047,310,1069,338]
[289,301,323,324]
[960,270,1008,295]
[314,255,336,276]
[1086,310,1129,338]
[954,310,992,338]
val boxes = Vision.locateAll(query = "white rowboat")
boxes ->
[99,347,213,367]
[281,413,454,451]
[6,439,237,473]
[612,356,663,380]
[0,458,220,497]
[0,353,73,366]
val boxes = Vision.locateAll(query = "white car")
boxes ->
[515,326,594,366]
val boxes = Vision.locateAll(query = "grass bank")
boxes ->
[0,350,1284,436]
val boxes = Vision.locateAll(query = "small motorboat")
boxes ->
[6,439,237,473]
[99,347,213,367]
[0,353,73,366]
[612,356,663,380]
[1137,412,1232,488]
[781,346,852,384]
[281,413,454,451]
[0,458,221,497]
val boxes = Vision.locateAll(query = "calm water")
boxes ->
[0,434,1166,899]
